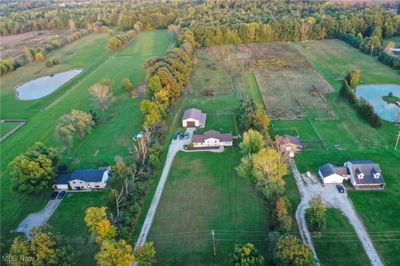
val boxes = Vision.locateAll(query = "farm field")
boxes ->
[148,151,270,265]
[287,39,400,265]
[312,209,371,266]
[0,30,175,256]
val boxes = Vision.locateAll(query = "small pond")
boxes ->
[355,84,400,122]
[16,69,82,100]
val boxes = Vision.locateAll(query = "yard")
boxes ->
[312,209,371,266]
[0,30,176,261]
[147,151,270,265]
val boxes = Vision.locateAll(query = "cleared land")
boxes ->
[192,44,335,120]
[0,30,70,60]
[288,40,400,265]
[148,151,269,265]
[312,209,371,266]
[0,30,175,261]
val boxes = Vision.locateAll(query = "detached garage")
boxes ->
[182,108,207,128]
[318,163,349,184]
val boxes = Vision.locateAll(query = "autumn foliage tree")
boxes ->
[84,207,116,243]
[275,197,293,232]
[275,235,313,266]
[305,194,326,232]
[89,80,115,112]
[95,239,134,266]
[233,243,264,266]
[8,226,74,266]
[239,129,265,155]
[134,242,156,266]
[9,142,58,193]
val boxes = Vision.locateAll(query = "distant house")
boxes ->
[182,108,207,128]
[318,160,385,190]
[192,130,233,148]
[344,160,385,190]
[389,48,400,56]
[276,135,302,157]
[55,169,110,191]
[318,163,349,184]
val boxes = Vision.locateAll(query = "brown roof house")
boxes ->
[276,135,302,157]
[344,160,385,190]
[182,108,207,128]
[192,130,233,148]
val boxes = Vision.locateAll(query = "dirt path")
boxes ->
[289,158,384,266]
[16,197,64,239]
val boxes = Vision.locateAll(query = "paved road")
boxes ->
[133,130,193,251]
[16,196,64,239]
[289,158,384,266]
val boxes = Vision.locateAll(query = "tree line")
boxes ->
[339,70,383,128]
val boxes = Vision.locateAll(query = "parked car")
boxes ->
[173,134,178,140]
[336,185,345,193]
[50,191,58,200]
[179,133,185,140]
[58,191,66,199]
[184,132,190,139]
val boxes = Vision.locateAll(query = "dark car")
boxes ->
[173,134,178,140]
[336,185,345,193]
[58,191,66,199]
[50,191,58,200]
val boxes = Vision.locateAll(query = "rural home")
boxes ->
[55,169,110,191]
[318,163,350,184]
[182,108,207,128]
[276,135,302,157]
[318,160,385,190]
[192,130,233,148]
[344,160,385,190]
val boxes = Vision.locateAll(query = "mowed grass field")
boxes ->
[312,209,370,266]
[284,39,400,265]
[148,151,269,265]
[0,30,175,256]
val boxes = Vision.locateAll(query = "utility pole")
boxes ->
[212,230,216,256]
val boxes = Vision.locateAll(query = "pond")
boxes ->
[16,69,82,100]
[355,84,400,122]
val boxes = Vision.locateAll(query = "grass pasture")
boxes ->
[0,30,175,260]
[148,151,269,265]
[0,121,22,138]
[312,209,371,266]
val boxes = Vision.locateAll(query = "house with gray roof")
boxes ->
[55,169,110,191]
[275,135,302,157]
[182,108,207,128]
[318,163,349,184]
[344,160,385,190]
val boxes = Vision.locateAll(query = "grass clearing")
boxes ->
[312,209,371,266]
[0,121,22,138]
[0,30,175,260]
[148,151,269,265]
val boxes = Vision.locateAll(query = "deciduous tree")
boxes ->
[9,142,58,193]
[239,129,265,155]
[275,235,313,266]
[305,194,326,232]
[95,240,134,266]
[134,242,156,266]
[89,80,115,112]
[233,243,264,266]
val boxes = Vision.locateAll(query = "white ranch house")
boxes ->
[55,169,110,191]
[192,130,233,148]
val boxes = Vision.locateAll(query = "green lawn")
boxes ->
[0,30,175,257]
[148,151,269,265]
[288,39,400,265]
[313,209,371,266]
[0,122,21,137]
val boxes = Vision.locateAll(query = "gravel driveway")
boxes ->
[289,158,384,266]
[16,196,64,239]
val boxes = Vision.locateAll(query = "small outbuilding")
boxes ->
[182,108,207,128]
[318,163,349,184]
[275,135,302,157]
[192,130,233,148]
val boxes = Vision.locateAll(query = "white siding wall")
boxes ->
[193,138,232,148]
